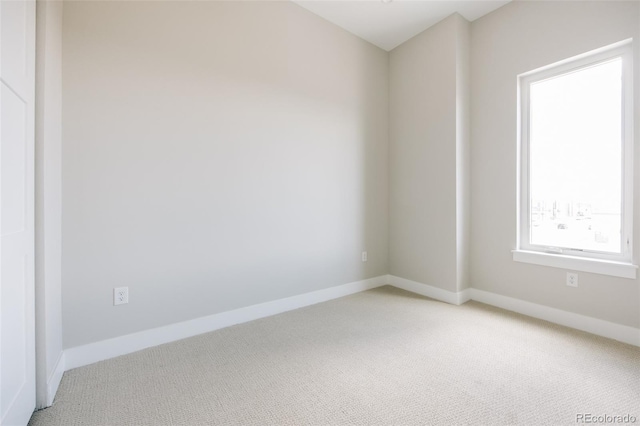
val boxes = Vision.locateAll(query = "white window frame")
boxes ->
[514,40,637,279]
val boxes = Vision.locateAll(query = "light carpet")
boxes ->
[29,286,640,425]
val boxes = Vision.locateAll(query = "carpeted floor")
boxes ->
[29,286,640,426]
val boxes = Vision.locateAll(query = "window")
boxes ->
[515,40,636,278]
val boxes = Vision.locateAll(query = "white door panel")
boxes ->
[0,1,36,425]
[1,0,28,93]
[1,84,27,235]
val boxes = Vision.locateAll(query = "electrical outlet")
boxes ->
[566,273,578,287]
[114,287,129,305]
[362,251,368,262]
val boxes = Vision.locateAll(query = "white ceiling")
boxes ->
[292,0,511,51]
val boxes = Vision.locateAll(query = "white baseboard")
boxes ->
[64,275,388,371]
[387,275,470,305]
[46,352,65,406]
[469,288,640,347]
[63,274,638,375]
[386,276,638,346]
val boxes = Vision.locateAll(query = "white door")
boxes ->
[0,0,36,425]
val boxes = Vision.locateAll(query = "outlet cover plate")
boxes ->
[114,287,129,305]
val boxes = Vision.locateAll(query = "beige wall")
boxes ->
[59,0,639,351]
[389,14,470,293]
[470,1,640,327]
[62,1,389,348]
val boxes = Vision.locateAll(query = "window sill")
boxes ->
[512,250,637,279]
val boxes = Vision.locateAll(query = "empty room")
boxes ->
[1,0,639,424]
